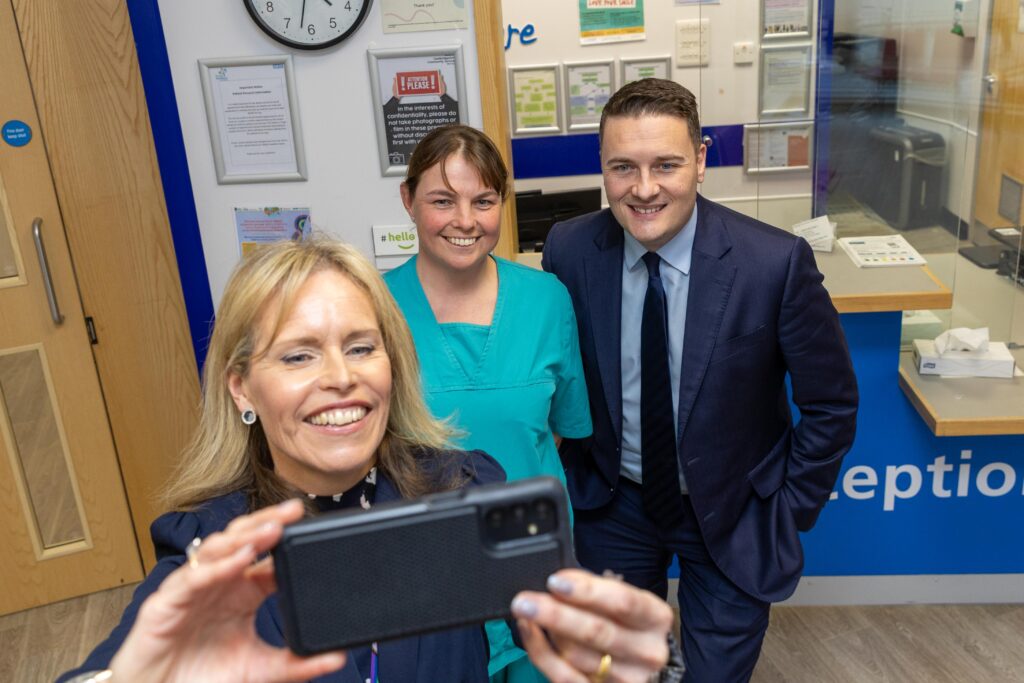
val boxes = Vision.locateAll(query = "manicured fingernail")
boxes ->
[511,596,538,618]
[547,574,574,595]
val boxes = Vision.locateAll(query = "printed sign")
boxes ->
[372,225,419,256]
[1,120,32,147]
[395,70,444,96]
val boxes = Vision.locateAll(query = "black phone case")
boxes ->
[273,476,573,655]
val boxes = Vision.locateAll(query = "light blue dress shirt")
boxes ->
[619,204,697,494]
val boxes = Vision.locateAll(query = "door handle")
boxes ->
[31,217,64,325]
[983,73,998,98]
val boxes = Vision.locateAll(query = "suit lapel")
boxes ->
[584,213,624,443]
[677,197,736,441]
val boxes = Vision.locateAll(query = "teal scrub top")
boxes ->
[385,255,592,482]
[385,255,592,680]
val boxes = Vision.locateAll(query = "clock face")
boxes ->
[243,0,373,50]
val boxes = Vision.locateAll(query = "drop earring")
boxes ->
[241,409,257,425]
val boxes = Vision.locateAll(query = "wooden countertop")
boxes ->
[898,348,1024,436]
[814,248,952,313]
[517,248,954,313]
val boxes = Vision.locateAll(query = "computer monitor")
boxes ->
[515,187,602,251]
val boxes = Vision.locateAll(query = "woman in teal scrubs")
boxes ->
[384,125,592,683]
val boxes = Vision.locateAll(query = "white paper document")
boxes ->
[791,215,835,252]
[838,235,926,268]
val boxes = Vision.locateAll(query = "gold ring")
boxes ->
[592,653,612,683]
[185,537,202,569]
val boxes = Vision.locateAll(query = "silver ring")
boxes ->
[186,537,202,569]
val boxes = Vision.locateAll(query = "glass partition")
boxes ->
[499,0,1021,350]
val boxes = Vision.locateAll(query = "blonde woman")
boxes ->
[58,239,677,683]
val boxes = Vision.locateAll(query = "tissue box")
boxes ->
[913,339,1016,378]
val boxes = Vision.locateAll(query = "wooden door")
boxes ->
[0,0,142,615]
[973,0,1024,232]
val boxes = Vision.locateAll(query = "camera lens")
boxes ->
[512,504,527,522]
[533,499,553,520]
[486,509,503,528]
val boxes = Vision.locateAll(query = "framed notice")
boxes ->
[367,45,467,177]
[619,56,671,87]
[762,0,812,40]
[509,65,563,136]
[564,61,615,132]
[198,55,307,184]
[743,121,813,174]
[760,44,812,117]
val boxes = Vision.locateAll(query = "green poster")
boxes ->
[578,0,645,45]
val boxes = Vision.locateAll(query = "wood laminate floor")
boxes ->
[2,583,1022,682]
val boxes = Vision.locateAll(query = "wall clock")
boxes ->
[243,0,373,50]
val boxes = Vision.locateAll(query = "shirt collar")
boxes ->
[623,202,698,276]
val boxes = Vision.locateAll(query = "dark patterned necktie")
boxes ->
[640,252,685,530]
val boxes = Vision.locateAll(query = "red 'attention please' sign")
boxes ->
[396,70,442,96]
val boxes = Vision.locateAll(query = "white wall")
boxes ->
[501,0,816,226]
[157,0,483,304]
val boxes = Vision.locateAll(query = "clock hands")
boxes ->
[323,0,333,5]
[300,0,306,28]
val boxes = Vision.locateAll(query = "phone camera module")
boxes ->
[512,504,527,522]
[533,499,553,520]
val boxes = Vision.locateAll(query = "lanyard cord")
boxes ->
[369,641,379,683]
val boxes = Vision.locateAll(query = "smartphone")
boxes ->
[273,476,574,655]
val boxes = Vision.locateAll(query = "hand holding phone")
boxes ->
[273,476,573,655]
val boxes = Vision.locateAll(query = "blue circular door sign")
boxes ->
[2,120,32,147]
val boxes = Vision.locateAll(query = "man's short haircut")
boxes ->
[600,78,702,152]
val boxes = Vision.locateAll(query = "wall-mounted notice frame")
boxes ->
[564,61,615,132]
[743,121,813,174]
[762,0,812,40]
[367,45,467,177]
[619,56,672,87]
[509,65,563,136]
[759,44,812,117]
[198,55,307,184]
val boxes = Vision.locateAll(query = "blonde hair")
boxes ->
[163,238,455,512]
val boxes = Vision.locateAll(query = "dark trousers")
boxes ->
[574,479,770,683]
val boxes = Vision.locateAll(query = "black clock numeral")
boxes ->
[344,1,351,10]
[284,17,291,27]
[329,17,337,28]
[266,1,273,11]
[308,23,316,35]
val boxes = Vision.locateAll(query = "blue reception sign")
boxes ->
[2,120,32,147]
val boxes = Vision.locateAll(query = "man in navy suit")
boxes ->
[542,79,858,681]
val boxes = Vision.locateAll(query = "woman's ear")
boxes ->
[400,182,414,217]
[227,372,251,413]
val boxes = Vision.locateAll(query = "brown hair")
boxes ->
[600,78,702,152]
[404,124,510,200]
[162,238,457,513]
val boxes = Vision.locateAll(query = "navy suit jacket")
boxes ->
[542,195,858,602]
[59,450,504,683]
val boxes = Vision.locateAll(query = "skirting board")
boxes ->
[666,575,1024,607]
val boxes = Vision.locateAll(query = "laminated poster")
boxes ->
[578,0,646,45]
[235,207,311,257]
